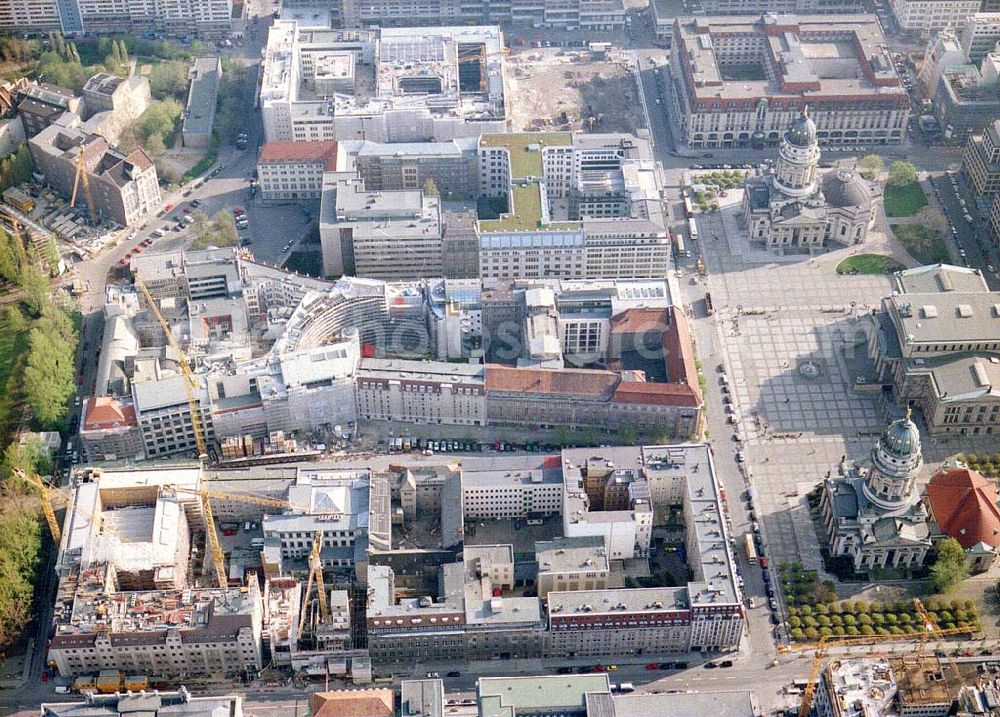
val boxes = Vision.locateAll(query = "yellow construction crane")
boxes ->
[12,467,61,543]
[133,276,207,459]
[297,530,332,638]
[164,485,298,588]
[70,149,96,220]
[794,622,978,717]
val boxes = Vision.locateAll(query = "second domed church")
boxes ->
[741,109,882,251]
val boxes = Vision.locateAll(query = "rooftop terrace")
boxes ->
[480,133,572,179]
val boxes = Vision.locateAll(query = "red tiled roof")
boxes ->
[663,308,702,403]
[258,140,339,171]
[609,307,670,335]
[82,396,137,431]
[485,365,618,397]
[611,380,701,407]
[126,147,154,171]
[926,467,1000,549]
[309,690,394,717]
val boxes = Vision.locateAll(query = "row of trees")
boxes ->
[23,303,78,429]
[0,38,38,64]
[0,494,43,653]
[0,227,57,302]
[0,225,77,655]
[214,60,247,145]
[0,228,77,428]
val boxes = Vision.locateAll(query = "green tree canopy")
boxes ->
[0,494,43,654]
[931,537,969,593]
[22,303,77,429]
[17,254,50,317]
[858,154,884,180]
[148,60,191,100]
[2,434,52,481]
[137,98,183,141]
[888,160,918,187]
[212,210,239,247]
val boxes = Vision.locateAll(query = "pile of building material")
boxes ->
[220,434,259,459]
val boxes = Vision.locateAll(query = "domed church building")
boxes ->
[819,410,933,573]
[741,109,881,251]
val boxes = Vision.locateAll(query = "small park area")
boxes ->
[893,224,950,265]
[884,182,928,217]
[836,254,904,275]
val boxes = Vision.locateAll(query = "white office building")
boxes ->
[891,0,982,36]
[461,455,565,519]
[260,22,507,144]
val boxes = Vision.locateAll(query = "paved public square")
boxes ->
[689,202,998,582]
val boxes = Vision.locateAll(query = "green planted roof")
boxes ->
[480,132,572,179]
[478,184,580,233]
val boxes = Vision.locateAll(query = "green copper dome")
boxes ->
[881,412,921,458]
[784,109,817,149]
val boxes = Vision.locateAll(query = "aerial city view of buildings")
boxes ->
[1,0,1000,715]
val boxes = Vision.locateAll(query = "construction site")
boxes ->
[45,463,381,683]
[504,45,646,135]
[0,178,121,267]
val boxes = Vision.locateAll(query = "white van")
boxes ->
[251,538,265,548]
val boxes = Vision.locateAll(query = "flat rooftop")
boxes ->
[357,358,485,383]
[674,14,907,102]
[182,57,221,138]
[40,692,243,717]
[894,263,991,295]
[886,292,1000,344]
[536,536,609,575]
[607,690,756,717]
[478,674,610,717]
[548,585,688,616]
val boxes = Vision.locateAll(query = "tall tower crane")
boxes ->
[297,530,332,637]
[133,276,207,458]
[794,622,978,717]
[165,485,293,588]
[164,485,332,639]
[11,467,61,543]
[70,149,96,220]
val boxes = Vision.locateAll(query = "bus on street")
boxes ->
[744,533,758,565]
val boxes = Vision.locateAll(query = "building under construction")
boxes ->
[49,464,381,680]
[814,656,987,717]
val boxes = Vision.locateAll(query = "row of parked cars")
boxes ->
[388,437,562,454]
